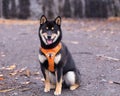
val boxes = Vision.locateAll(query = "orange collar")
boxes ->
[40,43,62,72]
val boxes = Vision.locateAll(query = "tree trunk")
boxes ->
[2,0,10,18]
[0,0,2,17]
[18,0,30,19]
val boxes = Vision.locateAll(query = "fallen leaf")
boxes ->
[0,74,3,77]
[0,67,5,70]
[26,70,31,77]
[108,80,113,84]
[71,41,79,44]
[34,77,41,80]
[9,71,18,76]
[1,54,6,57]
[21,81,31,85]
[96,54,120,62]
[19,67,27,72]
[0,74,4,80]
[0,88,15,93]
[6,64,16,70]
[1,52,6,57]
[20,69,31,77]
[0,86,22,93]
[20,88,31,92]
[116,68,120,71]
[32,71,40,76]
[0,77,4,80]
[109,80,120,85]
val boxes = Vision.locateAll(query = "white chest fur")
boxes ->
[38,54,47,63]
[38,53,61,64]
[54,54,61,64]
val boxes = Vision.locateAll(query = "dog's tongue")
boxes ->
[47,39,53,45]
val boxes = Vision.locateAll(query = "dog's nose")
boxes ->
[47,35,51,39]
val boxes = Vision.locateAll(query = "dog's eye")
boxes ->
[46,27,48,30]
[51,27,54,30]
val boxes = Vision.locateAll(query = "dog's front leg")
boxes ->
[44,69,50,92]
[54,68,62,95]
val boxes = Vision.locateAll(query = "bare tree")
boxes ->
[19,0,30,19]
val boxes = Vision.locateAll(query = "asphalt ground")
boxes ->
[0,18,120,96]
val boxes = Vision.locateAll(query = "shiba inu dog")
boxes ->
[38,15,80,95]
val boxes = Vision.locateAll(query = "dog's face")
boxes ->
[39,15,62,47]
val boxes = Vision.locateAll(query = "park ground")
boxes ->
[0,18,120,96]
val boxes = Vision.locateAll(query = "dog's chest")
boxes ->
[38,53,61,71]
[39,53,61,64]
[39,43,62,72]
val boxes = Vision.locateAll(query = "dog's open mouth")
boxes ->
[41,32,58,45]
[43,36,56,45]
[46,39,53,45]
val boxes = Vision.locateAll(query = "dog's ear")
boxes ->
[55,16,61,25]
[40,15,47,24]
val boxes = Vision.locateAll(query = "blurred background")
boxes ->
[0,0,120,96]
[0,0,120,19]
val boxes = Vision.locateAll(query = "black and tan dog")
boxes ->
[38,15,80,95]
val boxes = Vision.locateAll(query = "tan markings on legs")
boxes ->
[41,78,55,89]
[54,72,62,95]
[44,70,50,92]
[50,83,56,89]
[54,79,62,95]
[70,84,80,91]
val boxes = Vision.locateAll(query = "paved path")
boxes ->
[0,19,120,96]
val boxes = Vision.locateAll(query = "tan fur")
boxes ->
[53,71,63,95]
[54,78,62,95]
[55,17,61,25]
[40,16,47,24]
[44,70,50,92]
[41,78,56,89]
[70,84,80,91]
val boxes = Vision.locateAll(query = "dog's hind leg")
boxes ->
[70,84,79,90]
[64,71,80,90]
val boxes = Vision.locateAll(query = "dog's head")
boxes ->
[39,15,62,48]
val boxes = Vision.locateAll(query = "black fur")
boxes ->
[38,15,80,94]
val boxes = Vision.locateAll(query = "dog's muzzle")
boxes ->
[46,36,53,45]
[40,30,60,45]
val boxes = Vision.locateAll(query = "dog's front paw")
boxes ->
[54,87,61,96]
[44,87,50,92]
[54,89,61,96]
[44,82,50,92]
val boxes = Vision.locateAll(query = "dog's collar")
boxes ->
[40,43,62,72]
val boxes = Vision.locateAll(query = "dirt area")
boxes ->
[0,18,120,96]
